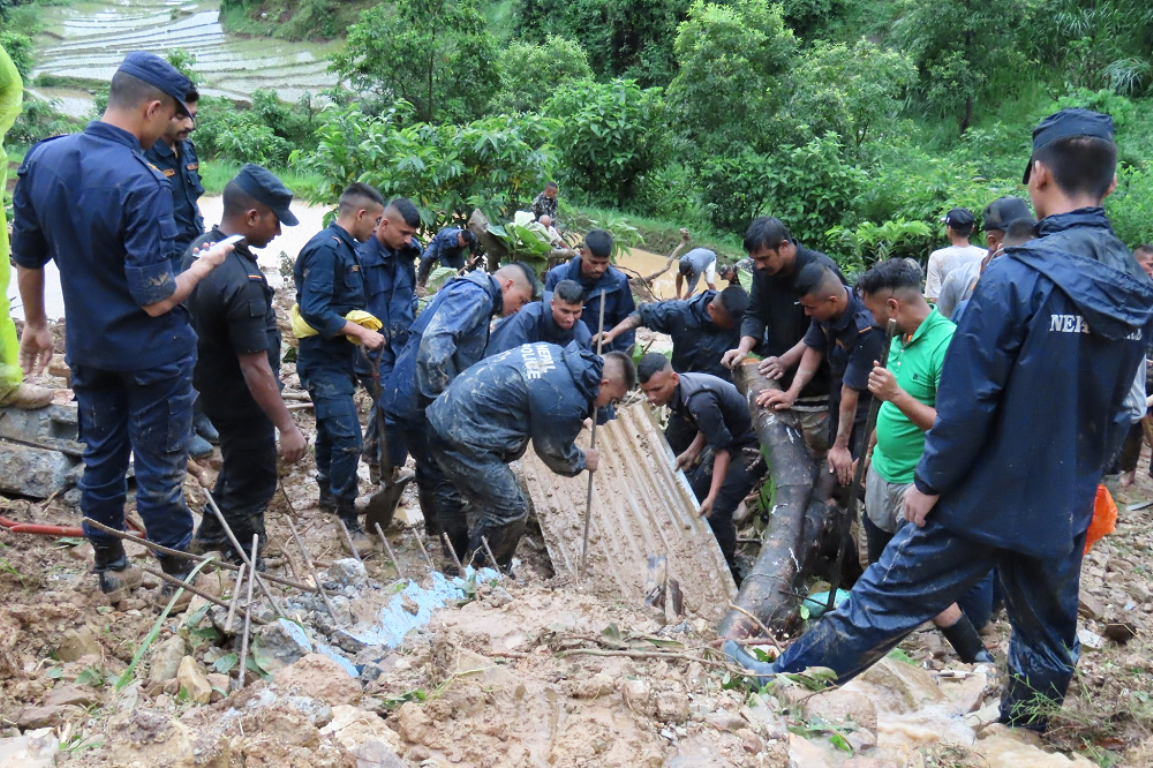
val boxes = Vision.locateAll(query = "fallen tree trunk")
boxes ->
[717,362,841,639]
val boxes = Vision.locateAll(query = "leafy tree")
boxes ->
[893,0,1031,133]
[331,0,499,124]
[544,78,668,208]
[667,0,795,157]
[0,31,33,82]
[514,0,691,86]
[1028,0,1153,95]
[492,36,593,114]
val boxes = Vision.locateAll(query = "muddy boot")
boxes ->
[417,485,440,540]
[338,502,375,558]
[318,484,337,515]
[469,519,526,571]
[188,432,214,460]
[92,540,142,601]
[939,615,995,664]
[154,555,210,613]
[367,461,381,485]
[194,412,220,445]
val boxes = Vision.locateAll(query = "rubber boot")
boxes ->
[154,555,210,612]
[417,485,440,540]
[469,518,526,571]
[723,639,778,687]
[939,614,995,664]
[318,483,336,515]
[92,540,142,602]
[188,432,214,460]
[338,501,375,559]
[194,412,220,445]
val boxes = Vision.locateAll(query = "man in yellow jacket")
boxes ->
[0,44,52,409]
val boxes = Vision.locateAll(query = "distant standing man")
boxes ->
[936,196,1032,320]
[759,264,884,484]
[721,217,845,455]
[12,52,232,602]
[429,344,634,568]
[183,165,306,567]
[544,229,637,354]
[293,183,387,554]
[923,207,985,302]
[638,354,765,585]
[729,109,1153,732]
[531,181,559,222]
[0,44,52,410]
[355,198,422,484]
[676,247,717,298]
[416,226,478,287]
[486,279,591,357]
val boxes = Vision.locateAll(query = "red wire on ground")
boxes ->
[0,514,145,538]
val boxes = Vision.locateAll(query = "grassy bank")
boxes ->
[199,158,327,202]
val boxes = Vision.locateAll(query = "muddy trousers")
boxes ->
[688,446,766,566]
[193,412,276,562]
[356,371,408,471]
[399,420,463,544]
[775,518,1085,731]
[428,432,528,567]
[73,356,196,559]
[298,361,361,503]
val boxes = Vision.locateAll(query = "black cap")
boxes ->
[983,196,1032,232]
[117,52,192,117]
[1022,108,1114,184]
[941,207,975,230]
[234,164,299,226]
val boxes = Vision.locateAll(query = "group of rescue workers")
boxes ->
[5,49,1153,735]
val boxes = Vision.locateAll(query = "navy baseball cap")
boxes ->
[941,207,975,230]
[1022,108,1114,184]
[234,164,299,226]
[983,196,1032,232]
[117,52,192,117]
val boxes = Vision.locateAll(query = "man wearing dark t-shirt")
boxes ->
[722,217,845,453]
[183,165,307,565]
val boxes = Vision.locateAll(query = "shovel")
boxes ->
[359,347,413,532]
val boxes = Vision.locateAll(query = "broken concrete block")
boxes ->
[323,558,368,590]
[0,441,79,498]
[176,656,212,704]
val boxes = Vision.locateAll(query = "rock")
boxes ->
[1078,592,1106,621]
[283,695,334,727]
[274,653,361,707]
[685,661,704,690]
[656,685,690,723]
[400,595,419,615]
[737,728,762,754]
[147,634,187,684]
[740,702,788,740]
[706,711,746,733]
[572,672,615,699]
[1104,621,1138,644]
[940,666,991,714]
[16,706,71,730]
[855,657,948,712]
[395,702,435,746]
[176,656,212,704]
[486,586,513,607]
[253,618,314,673]
[321,704,403,753]
[0,441,78,499]
[57,625,103,663]
[206,673,229,703]
[44,684,103,708]
[0,728,60,768]
[352,740,406,768]
[1077,627,1104,650]
[804,686,878,743]
[332,628,371,654]
[842,759,886,768]
[621,678,653,715]
[323,558,368,590]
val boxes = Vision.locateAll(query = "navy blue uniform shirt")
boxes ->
[355,234,420,376]
[636,291,740,381]
[293,223,366,363]
[543,256,637,353]
[485,292,592,358]
[11,121,193,370]
[144,138,204,264]
[670,372,758,453]
[417,227,471,283]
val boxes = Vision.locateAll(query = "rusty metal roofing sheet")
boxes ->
[518,403,737,621]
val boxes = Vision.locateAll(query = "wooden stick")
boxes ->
[287,518,340,622]
[375,522,403,579]
[201,489,283,616]
[81,517,341,596]
[236,535,259,690]
[285,402,314,412]
[480,535,498,573]
[727,602,783,653]
[442,532,464,572]
[336,518,363,564]
[141,566,266,625]
[579,290,607,579]
[226,563,247,633]
[413,529,435,570]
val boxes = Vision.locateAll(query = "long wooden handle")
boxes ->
[579,290,609,579]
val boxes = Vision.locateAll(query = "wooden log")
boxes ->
[717,362,837,639]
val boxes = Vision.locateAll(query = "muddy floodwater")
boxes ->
[7,198,686,320]
[31,0,340,116]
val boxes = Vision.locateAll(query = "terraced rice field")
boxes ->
[32,0,340,112]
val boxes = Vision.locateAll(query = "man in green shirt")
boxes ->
[0,45,52,409]
[858,258,993,665]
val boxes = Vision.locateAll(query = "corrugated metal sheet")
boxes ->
[518,404,737,621]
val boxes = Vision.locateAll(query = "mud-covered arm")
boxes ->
[416,291,490,399]
[531,412,586,476]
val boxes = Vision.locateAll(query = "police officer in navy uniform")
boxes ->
[543,228,637,354]
[12,52,232,606]
[416,226,478,287]
[355,197,421,484]
[183,165,307,568]
[143,85,218,458]
[294,183,386,555]
[484,279,592,358]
